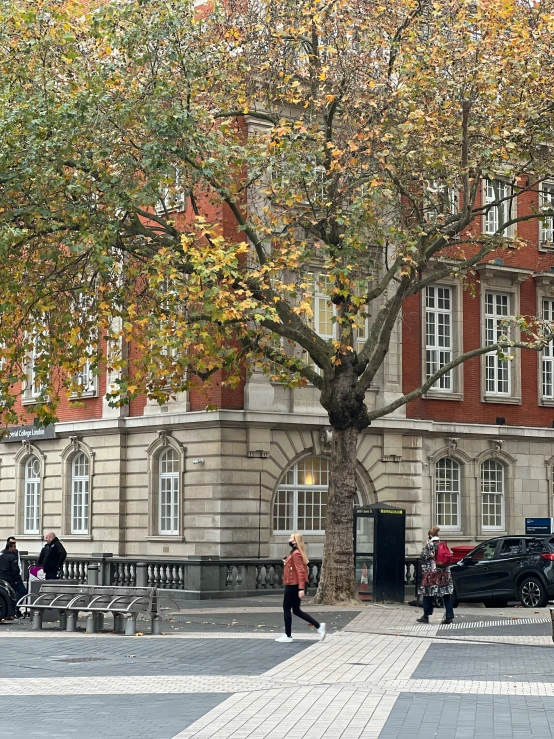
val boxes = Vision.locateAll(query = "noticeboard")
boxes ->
[525,517,553,535]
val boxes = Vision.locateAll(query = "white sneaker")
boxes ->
[317,623,327,641]
[275,634,293,643]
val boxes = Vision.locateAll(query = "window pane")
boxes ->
[159,449,180,534]
[436,458,460,528]
[24,455,40,534]
[425,286,452,390]
[481,460,504,529]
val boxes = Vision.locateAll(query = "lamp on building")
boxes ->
[192,458,205,465]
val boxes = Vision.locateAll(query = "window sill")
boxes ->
[539,398,554,407]
[15,534,43,540]
[539,242,554,253]
[21,397,45,407]
[482,395,521,405]
[424,391,463,401]
[70,392,98,400]
[62,535,93,541]
[146,535,185,542]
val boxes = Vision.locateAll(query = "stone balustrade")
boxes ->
[21,554,417,599]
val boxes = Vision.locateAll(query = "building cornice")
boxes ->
[52,409,554,443]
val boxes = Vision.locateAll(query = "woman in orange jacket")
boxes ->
[275,531,326,643]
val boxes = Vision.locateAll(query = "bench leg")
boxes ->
[95,613,104,632]
[113,614,125,634]
[66,612,77,632]
[151,614,162,636]
[31,610,43,631]
[59,611,67,631]
[124,615,137,636]
[86,613,97,634]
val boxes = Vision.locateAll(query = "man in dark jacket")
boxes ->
[37,532,67,580]
[0,541,24,591]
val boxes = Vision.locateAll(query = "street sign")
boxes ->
[0,424,56,443]
[525,517,554,535]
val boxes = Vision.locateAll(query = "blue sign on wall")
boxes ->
[525,518,553,535]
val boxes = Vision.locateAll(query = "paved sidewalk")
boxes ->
[1,598,554,737]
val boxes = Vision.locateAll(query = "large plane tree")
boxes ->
[1,0,554,602]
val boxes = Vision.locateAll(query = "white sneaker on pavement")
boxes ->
[317,623,326,641]
[275,634,294,643]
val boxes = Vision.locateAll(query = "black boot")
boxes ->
[416,616,429,623]
[441,618,453,625]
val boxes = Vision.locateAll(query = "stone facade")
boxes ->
[1,397,553,559]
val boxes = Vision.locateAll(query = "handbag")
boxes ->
[436,540,453,568]
[421,568,450,588]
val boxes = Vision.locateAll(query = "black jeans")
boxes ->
[423,593,454,620]
[283,585,320,637]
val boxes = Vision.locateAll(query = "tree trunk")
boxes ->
[313,425,361,605]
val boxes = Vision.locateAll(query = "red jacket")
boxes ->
[283,548,308,587]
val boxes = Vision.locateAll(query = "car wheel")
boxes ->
[518,577,548,608]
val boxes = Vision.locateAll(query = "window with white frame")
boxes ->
[484,179,514,237]
[273,457,330,533]
[24,333,46,401]
[542,298,554,399]
[425,286,452,390]
[24,455,41,534]
[485,292,511,395]
[272,457,362,533]
[71,453,90,534]
[435,457,460,529]
[540,183,554,245]
[71,294,97,397]
[159,448,180,535]
[155,169,186,215]
[481,459,504,530]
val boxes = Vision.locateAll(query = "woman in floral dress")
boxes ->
[417,526,454,625]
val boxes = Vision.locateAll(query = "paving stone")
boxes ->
[0,636,310,679]
[413,642,554,682]
[378,694,554,739]
[0,693,229,739]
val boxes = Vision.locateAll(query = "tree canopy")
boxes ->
[2,0,554,601]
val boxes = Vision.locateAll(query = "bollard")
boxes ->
[124,614,137,636]
[86,613,97,634]
[151,614,162,636]
[31,610,43,631]
[136,562,148,588]
[87,563,100,586]
[66,612,77,632]
[59,611,67,631]
[114,613,125,633]
[95,613,104,632]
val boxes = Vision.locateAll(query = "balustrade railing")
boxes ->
[20,554,418,597]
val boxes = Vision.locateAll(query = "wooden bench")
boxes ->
[17,583,161,635]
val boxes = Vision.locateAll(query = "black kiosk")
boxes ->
[353,503,406,603]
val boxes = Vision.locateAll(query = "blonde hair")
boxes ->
[292,532,309,565]
[428,526,440,538]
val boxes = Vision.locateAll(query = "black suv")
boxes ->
[450,535,554,608]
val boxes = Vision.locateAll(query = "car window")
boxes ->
[498,538,524,557]
[470,541,497,561]
[526,538,548,554]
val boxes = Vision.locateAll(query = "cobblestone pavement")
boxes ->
[3,598,554,737]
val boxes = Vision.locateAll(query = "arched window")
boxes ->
[24,456,41,534]
[71,452,90,534]
[481,459,504,530]
[159,448,180,535]
[273,457,363,534]
[435,458,460,529]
